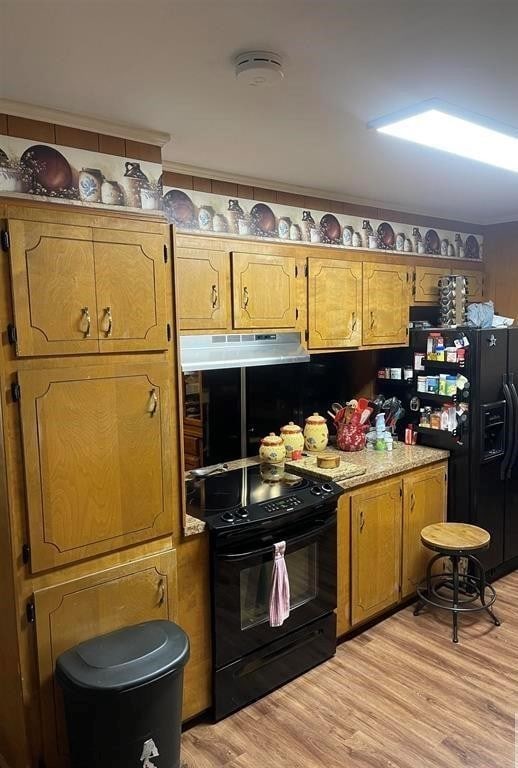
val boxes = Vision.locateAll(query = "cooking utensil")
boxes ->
[190,463,229,478]
[357,397,369,411]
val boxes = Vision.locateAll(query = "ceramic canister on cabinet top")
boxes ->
[303,413,329,452]
[259,433,286,464]
[280,421,304,458]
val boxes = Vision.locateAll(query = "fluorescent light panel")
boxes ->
[371,102,518,173]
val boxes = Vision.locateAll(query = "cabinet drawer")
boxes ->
[184,434,201,455]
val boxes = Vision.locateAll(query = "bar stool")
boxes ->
[413,522,500,643]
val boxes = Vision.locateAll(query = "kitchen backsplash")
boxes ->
[0,134,162,211]
[162,186,483,261]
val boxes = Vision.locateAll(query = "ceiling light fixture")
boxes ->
[369,99,518,173]
[234,51,284,87]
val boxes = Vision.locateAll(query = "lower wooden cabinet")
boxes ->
[351,478,402,625]
[33,550,178,768]
[401,464,448,597]
[336,461,448,635]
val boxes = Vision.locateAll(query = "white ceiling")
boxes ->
[2,0,518,224]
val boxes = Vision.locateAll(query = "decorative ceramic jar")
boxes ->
[227,199,244,233]
[303,413,329,452]
[290,223,301,241]
[121,161,148,207]
[342,226,353,246]
[198,205,214,230]
[278,217,291,239]
[213,213,227,232]
[440,238,449,257]
[238,217,250,236]
[101,180,123,205]
[404,237,413,252]
[140,187,161,210]
[259,433,286,464]
[78,168,103,202]
[310,227,321,243]
[301,210,315,241]
[352,231,362,247]
[280,421,304,458]
[0,164,23,192]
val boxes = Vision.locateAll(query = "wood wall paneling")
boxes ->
[7,115,55,143]
[192,176,211,193]
[98,134,126,157]
[54,125,99,152]
[0,114,7,134]
[163,171,194,189]
[483,222,518,317]
[125,139,162,164]
[211,179,238,197]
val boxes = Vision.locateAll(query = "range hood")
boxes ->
[180,332,310,372]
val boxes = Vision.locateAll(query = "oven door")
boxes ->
[212,510,337,669]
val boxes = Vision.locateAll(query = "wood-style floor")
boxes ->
[182,571,518,768]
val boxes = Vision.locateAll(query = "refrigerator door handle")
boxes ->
[501,374,514,480]
[508,373,518,478]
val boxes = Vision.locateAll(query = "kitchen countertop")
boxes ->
[183,443,449,537]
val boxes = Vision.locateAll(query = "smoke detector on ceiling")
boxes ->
[234,51,284,86]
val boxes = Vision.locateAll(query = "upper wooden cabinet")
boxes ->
[8,216,169,356]
[34,551,177,768]
[93,228,169,352]
[351,478,402,625]
[362,262,409,346]
[175,246,231,331]
[402,464,448,598]
[464,269,485,302]
[231,251,297,329]
[18,362,174,572]
[307,258,362,349]
[413,265,484,304]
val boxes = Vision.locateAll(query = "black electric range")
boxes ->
[185,463,344,535]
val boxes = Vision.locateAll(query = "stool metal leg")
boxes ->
[452,555,459,644]
[466,553,501,627]
[414,553,442,616]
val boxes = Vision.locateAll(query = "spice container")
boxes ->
[430,410,441,429]
[439,374,447,395]
[403,366,413,381]
[417,376,427,393]
[426,375,440,394]
[390,367,402,380]
[446,347,458,363]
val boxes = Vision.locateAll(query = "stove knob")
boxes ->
[321,483,334,494]
[221,511,235,523]
[235,508,249,519]
[310,485,323,496]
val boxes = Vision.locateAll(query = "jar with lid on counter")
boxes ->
[303,413,329,452]
[259,433,286,464]
[280,421,304,458]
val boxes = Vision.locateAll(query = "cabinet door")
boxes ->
[93,228,169,352]
[34,551,177,768]
[464,270,485,302]
[175,247,230,331]
[413,266,448,304]
[402,463,448,598]
[231,252,297,329]
[308,258,362,349]
[19,363,173,572]
[8,218,99,356]
[362,263,409,346]
[336,493,351,636]
[351,478,402,625]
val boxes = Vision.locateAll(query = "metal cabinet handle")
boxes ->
[370,311,375,330]
[147,388,158,416]
[80,306,91,338]
[242,286,249,309]
[360,510,365,532]
[351,311,357,332]
[101,306,113,337]
[158,578,165,606]
[410,492,416,511]
[211,284,218,308]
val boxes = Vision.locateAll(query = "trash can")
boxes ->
[56,620,190,768]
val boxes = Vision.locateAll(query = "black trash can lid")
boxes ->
[56,620,190,694]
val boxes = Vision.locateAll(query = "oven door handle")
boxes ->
[216,514,336,561]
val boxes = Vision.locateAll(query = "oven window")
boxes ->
[240,544,318,630]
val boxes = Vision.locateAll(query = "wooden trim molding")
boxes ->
[162,161,483,233]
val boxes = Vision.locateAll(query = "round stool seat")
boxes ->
[421,522,490,553]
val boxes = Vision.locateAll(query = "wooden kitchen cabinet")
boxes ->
[231,251,297,329]
[401,463,448,598]
[7,213,169,356]
[307,257,362,349]
[464,269,485,301]
[362,262,409,346]
[33,551,178,768]
[351,478,402,625]
[336,492,351,636]
[413,265,484,304]
[8,218,100,356]
[18,362,174,572]
[93,228,169,352]
[175,246,231,331]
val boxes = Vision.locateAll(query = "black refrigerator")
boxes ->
[378,327,518,576]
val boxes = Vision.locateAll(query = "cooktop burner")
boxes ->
[186,463,343,533]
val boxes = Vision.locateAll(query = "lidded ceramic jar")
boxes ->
[280,421,304,458]
[303,413,329,452]
[259,432,286,464]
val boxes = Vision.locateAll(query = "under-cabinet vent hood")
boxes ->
[180,332,310,372]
